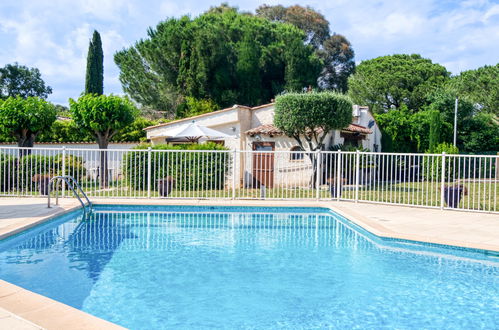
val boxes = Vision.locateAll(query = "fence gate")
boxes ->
[251,142,275,188]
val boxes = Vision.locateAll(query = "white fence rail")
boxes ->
[1,147,497,213]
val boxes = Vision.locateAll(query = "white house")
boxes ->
[144,103,381,188]
[145,103,381,151]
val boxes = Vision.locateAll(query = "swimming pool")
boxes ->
[0,205,498,329]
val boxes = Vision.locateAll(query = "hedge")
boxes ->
[0,152,86,192]
[0,154,17,192]
[123,143,230,191]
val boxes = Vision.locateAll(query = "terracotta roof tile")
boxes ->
[246,123,372,136]
[343,124,372,134]
[245,124,283,136]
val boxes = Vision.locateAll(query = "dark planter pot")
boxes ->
[329,185,342,198]
[38,177,51,196]
[444,186,464,208]
[158,179,174,197]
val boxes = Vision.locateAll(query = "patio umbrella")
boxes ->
[159,121,231,142]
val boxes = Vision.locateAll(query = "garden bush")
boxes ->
[0,153,17,192]
[123,142,230,191]
[422,142,459,182]
[0,152,86,192]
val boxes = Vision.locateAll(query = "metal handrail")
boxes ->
[47,176,92,213]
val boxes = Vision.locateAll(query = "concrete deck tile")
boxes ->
[0,316,42,330]
[0,308,43,330]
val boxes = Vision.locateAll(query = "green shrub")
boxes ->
[0,153,86,192]
[430,142,459,155]
[0,153,17,192]
[422,143,459,181]
[123,142,230,191]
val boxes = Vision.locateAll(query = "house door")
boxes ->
[252,142,275,188]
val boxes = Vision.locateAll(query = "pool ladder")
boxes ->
[47,176,92,215]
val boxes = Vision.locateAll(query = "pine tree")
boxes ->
[85,30,104,95]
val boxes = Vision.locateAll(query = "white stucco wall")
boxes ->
[251,105,275,126]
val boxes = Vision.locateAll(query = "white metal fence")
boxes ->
[1,147,497,213]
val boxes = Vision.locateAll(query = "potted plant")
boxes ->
[443,184,468,208]
[158,176,175,197]
[32,174,52,196]
[327,177,345,198]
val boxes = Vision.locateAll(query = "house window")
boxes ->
[290,146,304,161]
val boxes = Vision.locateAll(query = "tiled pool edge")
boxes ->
[1,199,498,329]
[0,280,124,330]
[329,205,499,256]
[0,204,82,240]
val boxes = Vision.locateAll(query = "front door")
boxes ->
[252,142,275,188]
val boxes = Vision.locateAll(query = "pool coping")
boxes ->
[0,280,124,329]
[1,199,498,329]
[0,205,81,241]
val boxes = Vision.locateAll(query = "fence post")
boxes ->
[316,149,321,201]
[496,152,499,179]
[336,150,342,202]
[355,150,360,203]
[440,152,446,210]
[147,147,152,199]
[232,150,237,200]
[62,146,66,198]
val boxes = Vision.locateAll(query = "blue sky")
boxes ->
[1,0,498,106]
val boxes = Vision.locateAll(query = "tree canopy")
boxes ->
[85,30,104,95]
[0,96,56,148]
[348,54,450,113]
[256,4,355,93]
[114,8,321,117]
[317,34,355,92]
[274,92,352,151]
[0,63,52,100]
[448,64,498,115]
[69,94,138,149]
[256,4,329,48]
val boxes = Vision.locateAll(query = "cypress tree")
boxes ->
[85,30,104,95]
[428,110,441,152]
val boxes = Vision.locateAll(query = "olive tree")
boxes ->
[0,96,56,154]
[274,92,352,186]
[70,94,137,187]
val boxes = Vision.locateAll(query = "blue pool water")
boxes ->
[0,205,498,329]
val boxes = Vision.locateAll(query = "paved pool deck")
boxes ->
[0,197,498,329]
